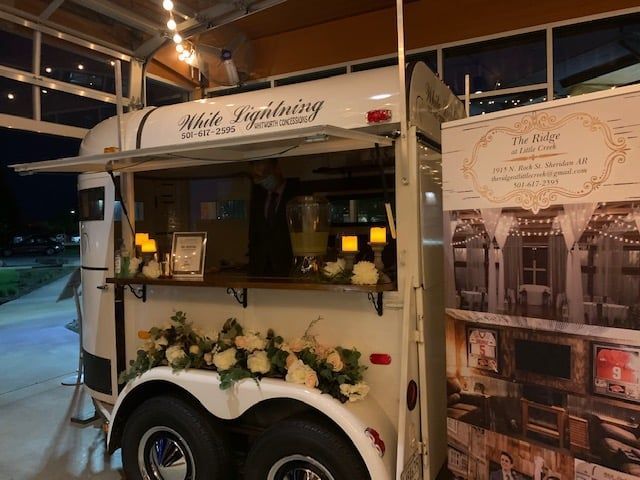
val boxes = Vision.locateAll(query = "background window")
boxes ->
[554,13,640,98]
[444,31,547,95]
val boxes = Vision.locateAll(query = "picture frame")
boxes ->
[467,326,499,373]
[591,341,640,404]
[171,232,207,278]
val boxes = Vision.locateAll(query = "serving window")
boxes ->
[126,146,397,285]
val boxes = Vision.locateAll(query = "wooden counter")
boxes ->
[106,273,395,293]
[107,273,395,315]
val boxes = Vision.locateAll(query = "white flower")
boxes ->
[323,258,346,277]
[203,352,214,365]
[286,360,318,388]
[289,337,314,353]
[339,382,370,402]
[285,353,298,369]
[154,336,169,349]
[189,345,201,355]
[326,350,344,372]
[213,347,237,371]
[235,332,267,352]
[314,344,330,360]
[165,345,187,366]
[351,261,379,285]
[247,350,271,374]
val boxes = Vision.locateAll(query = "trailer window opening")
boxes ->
[79,187,105,221]
[129,146,397,283]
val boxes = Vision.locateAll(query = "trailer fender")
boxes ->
[108,367,394,479]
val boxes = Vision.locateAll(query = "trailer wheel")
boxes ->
[244,416,370,480]
[121,395,231,480]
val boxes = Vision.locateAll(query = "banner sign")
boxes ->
[443,87,640,212]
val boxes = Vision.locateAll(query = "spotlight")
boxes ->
[45,66,52,73]
[7,93,14,100]
[78,64,84,70]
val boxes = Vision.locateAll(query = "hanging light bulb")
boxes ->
[179,51,188,61]
[173,32,182,44]
[162,0,173,10]
[167,17,177,30]
[176,43,184,53]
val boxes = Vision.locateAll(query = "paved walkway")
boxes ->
[0,274,123,480]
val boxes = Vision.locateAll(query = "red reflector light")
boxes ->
[366,109,392,124]
[369,353,392,365]
[365,427,386,457]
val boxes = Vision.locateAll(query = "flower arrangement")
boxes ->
[119,312,369,403]
[321,259,380,285]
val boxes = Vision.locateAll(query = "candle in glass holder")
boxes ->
[135,232,149,246]
[141,239,157,253]
[341,235,358,253]
[369,227,387,244]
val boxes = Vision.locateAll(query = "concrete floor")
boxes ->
[0,273,123,480]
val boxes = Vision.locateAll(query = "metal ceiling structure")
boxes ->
[0,0,401,85]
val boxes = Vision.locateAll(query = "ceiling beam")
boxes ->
[133,0,285,60]
[39,0,65,20]
[67,0,164,35]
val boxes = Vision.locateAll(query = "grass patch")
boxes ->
[0,266,77,303]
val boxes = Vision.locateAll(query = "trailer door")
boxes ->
[78,172,117,404]
[418,139,447,479]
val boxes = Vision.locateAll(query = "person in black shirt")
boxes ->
[248,159,298,276]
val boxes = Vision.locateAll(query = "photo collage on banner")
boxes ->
[442,85,640,479]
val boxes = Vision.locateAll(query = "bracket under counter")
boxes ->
[106,274,395,316]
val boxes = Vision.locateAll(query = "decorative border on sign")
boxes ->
[461,112,629,213]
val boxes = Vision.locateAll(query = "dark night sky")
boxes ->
[1,127,79,226]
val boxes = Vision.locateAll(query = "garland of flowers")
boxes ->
[119,312,370,403]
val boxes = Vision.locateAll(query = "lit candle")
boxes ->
[141,239,157,253]
[370,227,387,244]
[135,233,149,246]
[341,235,358,253]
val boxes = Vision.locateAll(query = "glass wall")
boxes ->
[0,77,33,118]
[41,35,128,95]
[444,32,546,96]
[554,13,640,98]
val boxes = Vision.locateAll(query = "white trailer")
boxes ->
[11,62,464,480]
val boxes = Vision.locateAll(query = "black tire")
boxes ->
[121,395,232,480]
[45,247,55,256]
[2,249,12,257]
[244,416,370,480]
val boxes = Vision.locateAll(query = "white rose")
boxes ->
[189,345,201,355]
[213,347,237,371]
[285,353,298,369]
[247,350,271,374]
[326,350,344,372]
[289,337,313,353]
[203,352,214,365]
[154,336,169,349]
[165,345,187,366]
[286,360,318,388]
[235,332,267,352]
[339,382,370,402]
[314,344,330,360]
[351,261,379,285]
[323,258,346,277]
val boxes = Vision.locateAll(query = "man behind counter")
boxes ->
[248,159,298,276]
